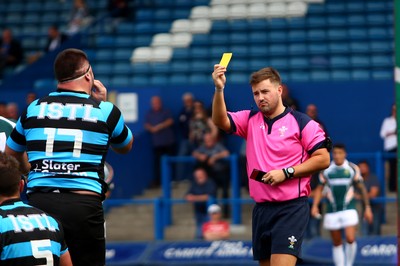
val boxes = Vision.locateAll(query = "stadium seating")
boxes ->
[0,0,394,89]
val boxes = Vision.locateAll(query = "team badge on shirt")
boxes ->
[279,126,288,136]
[288,235,297,249]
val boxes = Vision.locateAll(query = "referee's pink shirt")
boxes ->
[228,108,326,203]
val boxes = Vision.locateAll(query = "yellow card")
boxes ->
[219,53,232,68]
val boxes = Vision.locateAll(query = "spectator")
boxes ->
[192,132,230,217]
[27,25,69,64]
[202,204,230,241]
[175,92,195,181]
[189,100,218,148]
[380,104,397,192]
[0,152,72,265]
[0,102,7,117]
[25,92,37,106]
[185,167,217,239]
[312,144,373,266]
[356,160,383,236]
[306,103,328,135]
[67,0,92,35]
[0,28,24,78]
[144,95,175,187]
[108,0,132,20]
[281,83,299,110]
[6,102,19,121]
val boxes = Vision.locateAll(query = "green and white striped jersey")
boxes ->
[319,159,363,213]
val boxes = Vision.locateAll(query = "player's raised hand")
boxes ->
[92,79,108,101]
[212,64,226,91]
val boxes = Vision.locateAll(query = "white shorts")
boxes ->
[323,209,359,230]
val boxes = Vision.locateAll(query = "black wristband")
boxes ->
[282,168,289,179]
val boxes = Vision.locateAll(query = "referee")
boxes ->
[0,152,72,266]
[6,48,134,266]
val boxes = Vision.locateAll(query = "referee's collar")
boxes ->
[56,88,88,95]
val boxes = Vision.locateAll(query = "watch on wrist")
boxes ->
[283,167,295,179]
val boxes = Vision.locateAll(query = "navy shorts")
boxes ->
[28,192,105,266]
[252,196,309,261]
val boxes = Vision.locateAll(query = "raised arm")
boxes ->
[211,65,231,132]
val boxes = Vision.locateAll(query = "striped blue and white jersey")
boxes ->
[0,199,67,265]
[7,90,133,197]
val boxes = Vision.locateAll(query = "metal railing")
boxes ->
[103,151,397,240]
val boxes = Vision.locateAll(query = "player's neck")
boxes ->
[264,104,285,120]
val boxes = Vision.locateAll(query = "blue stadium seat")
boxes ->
[346,15,366,27]
[310,70,330,81]
[229,72,249,84]
[34,79,57,92]
[230,20,249,31]
[173,48,190,60]
[371,55,393,68]
[210,33,230,45]
[25,2,42,12]
[366,2,387,12]
[350,42,370,53]
[366,14,387,26]
[268,31,287,42]
[346,2,365,13]
[330,56,350,68]
[150,75,169,86]
[110,76,131,87]
[189,73,210,85]
[308,43,328,54]
[150,63,170,75]
[154,9,172,20]
[288,71,310,82]
[250,59,268,71]
[327,29,347,41]
[43,1,61,11]
[190,60,210,72]
[113,62,132,75]
[370,41,392,53]
[368,27,390,40]
[248,31,268,44]
[171,60,190,72]
[287,17,306,29]
[133,35,152,47]
[270,58,288,70]
[288,30,307,42]
[248,19,268,30]
[136,9,155,21]
[212,20,230,32]
[327,16,347,27]
[329,42,350,54]
[325,3,346,13]
[268,19,288,29]
[289,44,307,55]
[307,29,326,41]
[131,63,151,74]
[94,63,113,76]
[153,22,171,33]
[41,13,59,24]
[192,34,210,46]
[134,22,155,33]
[172,9,191,19]
[348,28,368,40]
[115,36,135,48]
[96,36,115,47]
[268,45,288,56]
[7,2,24,12]
[306,16,326,28]
[116,23,135,34]
[331,70,351,81]
[350,55,370,68]
[190,47,210,59]
[249,45,269,57]
[96,50,114,62]
[351,70,370,80]
[229,32,248,44]
[131,75,150,86]
[230,45,248,58]
[23,14,41,24]
[372,70,393,80]
[210,45,230,58]
[6,13,22,24]
[289,57,308,69]
[230,60,248,72]
[114,49,133,61]
[306,4,324,15]
[169,74,189,85]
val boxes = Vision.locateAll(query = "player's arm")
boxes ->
[59,250,73,266]
[292,148,330,178]
[211,64,231,132]
[111,136,133,154]
[5,145,30,175]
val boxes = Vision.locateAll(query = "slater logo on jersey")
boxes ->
[33,160,87,176]
[37,102,98,122]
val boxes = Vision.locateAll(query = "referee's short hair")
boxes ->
[250,67,282,86]
[54,48,89,83]
[0,152,21,196]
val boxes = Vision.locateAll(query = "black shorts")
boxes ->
[29,192,105,266]
[252,196,309,261]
